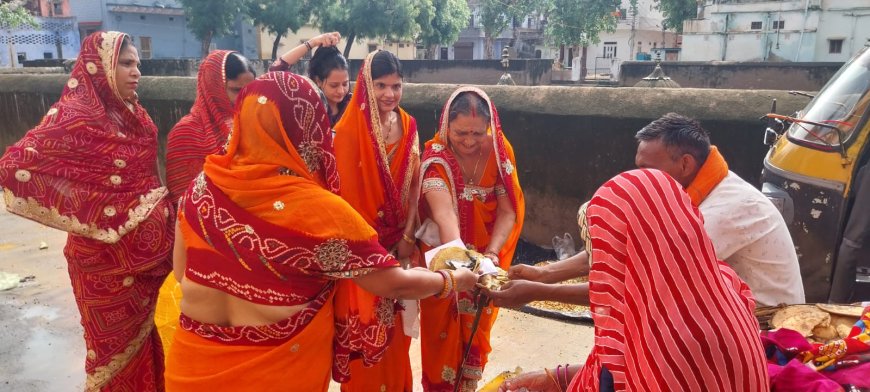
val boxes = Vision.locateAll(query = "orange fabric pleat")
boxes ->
[685,146,729,207]
[165,295,336,392]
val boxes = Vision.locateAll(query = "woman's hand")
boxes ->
[498,369,561,392]
[312,32,341,48]
[452,268,479,293]
[396,237,416,261]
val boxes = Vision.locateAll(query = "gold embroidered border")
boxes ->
[3,187,168,244]
[85,311,155,391]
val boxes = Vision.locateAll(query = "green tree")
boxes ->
[478,0,538,59]
[416,0,470,59]
[0,0,36,29]
[655,0,696,32]
[544,0,620,79]
[246,0,312,60]
[179,0,246,56]
[315,0,420,58]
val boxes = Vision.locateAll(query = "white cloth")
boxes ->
[699,171,806,306]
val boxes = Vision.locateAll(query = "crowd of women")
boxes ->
[0,30,773,392]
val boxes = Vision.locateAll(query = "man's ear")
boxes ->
[680,153,699,177]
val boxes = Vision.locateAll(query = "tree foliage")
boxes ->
[655,0,696,32]
[0,0,37,29]
[477,0,539,59]
[315,0,420,58]
[179,0,246,56]
[416,0,470,59]
[544,0,620,78]
[246,0,313,60]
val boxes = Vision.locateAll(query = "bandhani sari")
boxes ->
[157,50,237,354]
[0,31,173,391]
[572,169,768,392]
[333,50,420,392]
[164,72,401,391]
[165,49,236,205]
[418,87,525,392]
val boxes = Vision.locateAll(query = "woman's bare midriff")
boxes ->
[180,278,310,327]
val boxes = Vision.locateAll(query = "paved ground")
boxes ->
[0,199,593,391]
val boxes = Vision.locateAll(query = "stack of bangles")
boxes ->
[402,233,415,244]
[436,270,455,299]
[484,251,499,264]
[555,364,571,390]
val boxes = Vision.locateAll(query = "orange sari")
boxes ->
[164,72,401,391]
[418,87,525,392]
[333,50,420,392]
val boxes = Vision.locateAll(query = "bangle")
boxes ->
[436,270,453,299]
[304,40,313,51]
[484,251,499,262]
[561,363,570,389]
[402,233,415,245]
[544,368,560,390]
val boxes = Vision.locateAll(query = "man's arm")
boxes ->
[508,250,590,283]
[485,280,589,308]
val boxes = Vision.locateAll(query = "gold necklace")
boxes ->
[452,146,483,185]
[381,111,396,141]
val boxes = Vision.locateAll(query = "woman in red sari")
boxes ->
[165,50,255,205]
[0,31,173,391]
[158,50,255,351]
[164,71,478,391]
[419,87,525,391]
[499,169,768,392]
[333,50,421,391]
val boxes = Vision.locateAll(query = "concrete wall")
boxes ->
[0,17,81,67]
[620,61,843,90]
[0,74,808,248]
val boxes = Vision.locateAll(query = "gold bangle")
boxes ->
[402,233,415,244]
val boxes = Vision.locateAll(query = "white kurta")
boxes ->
[699,171,806,306]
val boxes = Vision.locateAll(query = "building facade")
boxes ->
[1,0,79,67]
[682,0,870,62]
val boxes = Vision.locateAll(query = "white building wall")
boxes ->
[682,0,870,62]
[0,17,80,67]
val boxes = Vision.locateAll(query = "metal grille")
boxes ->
[0,33,71,45]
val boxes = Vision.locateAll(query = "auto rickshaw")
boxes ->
[761,44,870,303]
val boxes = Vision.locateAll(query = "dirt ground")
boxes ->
[0,199,593,391]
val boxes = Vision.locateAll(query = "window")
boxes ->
[16,52,26,64]
[603,42,617,58]
[43,52,53,59]
[773,20,785,29]
[368,44,378,53]
[751,21,762,30]
[469,13,474,28]
[169,17,174,21]
[619,8,627,20]
[139,36,152,59]
[52,2,62,15]
[829,39,843,54]
[139,15,145,20]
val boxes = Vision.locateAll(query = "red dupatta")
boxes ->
[0,31,166,243]
[574,169,767,392]
[166,50,236,205]
[334,50,419,247]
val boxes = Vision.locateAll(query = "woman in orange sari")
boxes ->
[333,49,421,392]
[164,71,478,391]
[0,31,173,390]
[419,87,525,391]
